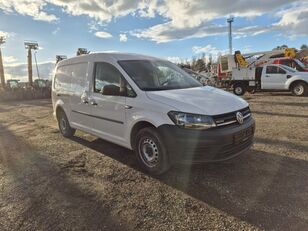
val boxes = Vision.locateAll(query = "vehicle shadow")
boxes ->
[71,136,308,231]
[253,92,293,97]
[255,137,308,152]
[0,125,129,231]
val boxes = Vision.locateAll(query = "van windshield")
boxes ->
[118,60,202,91]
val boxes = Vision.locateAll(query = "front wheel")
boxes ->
[233,83,246,96]
[291,82,307,96]
[135,127,171,175]
[57,109,76,138]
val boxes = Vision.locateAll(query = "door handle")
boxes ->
[81,98,89,104]
[81,91,89,104]
[88,98,97,106]
[125,105,133,109]
[265,75,270,77]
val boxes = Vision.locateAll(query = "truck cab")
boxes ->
[231,64,308,96]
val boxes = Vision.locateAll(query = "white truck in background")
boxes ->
[216,48,308,96]
[231,64,308,96]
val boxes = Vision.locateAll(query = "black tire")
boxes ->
[57,109,76,138]
[291,81,307,97]
[134,127,171,175]
[233,83,246,96]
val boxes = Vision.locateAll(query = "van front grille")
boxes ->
[212,107,251,127]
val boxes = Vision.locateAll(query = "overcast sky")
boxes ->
[0,0,308,80]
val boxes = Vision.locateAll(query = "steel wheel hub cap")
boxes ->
[235,87,242,94]
[295,85,304,95]
[140,138,159,167]
[60,118,67,131]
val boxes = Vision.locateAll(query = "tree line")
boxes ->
[178,44,308,73]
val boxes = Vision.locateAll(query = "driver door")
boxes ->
[89,62,127,143]
[262,65,287,89]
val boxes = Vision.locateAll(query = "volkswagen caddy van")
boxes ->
[52,53,255,175]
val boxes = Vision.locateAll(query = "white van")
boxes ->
[52,52,255,175]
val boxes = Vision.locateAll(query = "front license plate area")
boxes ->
[234,127,253,144]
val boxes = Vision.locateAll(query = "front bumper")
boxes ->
[157,117,255,163]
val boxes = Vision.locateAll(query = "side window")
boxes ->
[266,66,279,74]
[292,61,300,70]
[55,63,88,93]
[70,63,88,93]
[54,66,62,90]
[94,62,136,97]
[54,66,71,91]
[277,67,286,74]
[220,56,229,72]
[126,84,136,97]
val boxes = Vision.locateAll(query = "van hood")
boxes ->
[146,86,249,115]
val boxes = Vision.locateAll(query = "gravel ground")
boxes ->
[0,92,307,231]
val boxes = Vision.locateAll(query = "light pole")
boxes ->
[34,51,40,79]
[0,36,6,88]
[227,17,234,55]
[24,41,39,86]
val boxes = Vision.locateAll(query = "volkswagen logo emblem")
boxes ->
[236,112,244,124]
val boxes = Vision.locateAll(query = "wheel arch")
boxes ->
[130,121,157,150]
[288,79,308,91]
[232,81,249,87]
[232,81,248,95]
[55,105,65,120]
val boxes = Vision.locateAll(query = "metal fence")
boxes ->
[0,87,51,102]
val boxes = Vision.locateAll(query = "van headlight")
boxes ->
[168,111,216,130]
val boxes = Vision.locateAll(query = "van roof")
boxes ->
[57,52,163,66]
[94,52,161,60]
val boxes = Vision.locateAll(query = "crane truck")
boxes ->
[216,48,308,96]
[231,64,308,96]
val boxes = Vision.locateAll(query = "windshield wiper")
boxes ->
[142,87,167,91]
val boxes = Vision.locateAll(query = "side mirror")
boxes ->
[101,84,120,96]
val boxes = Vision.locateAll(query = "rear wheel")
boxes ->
[291,82,307,96]
[57,109,76,138]
[233,83,246,96]
[135,127,171,175]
